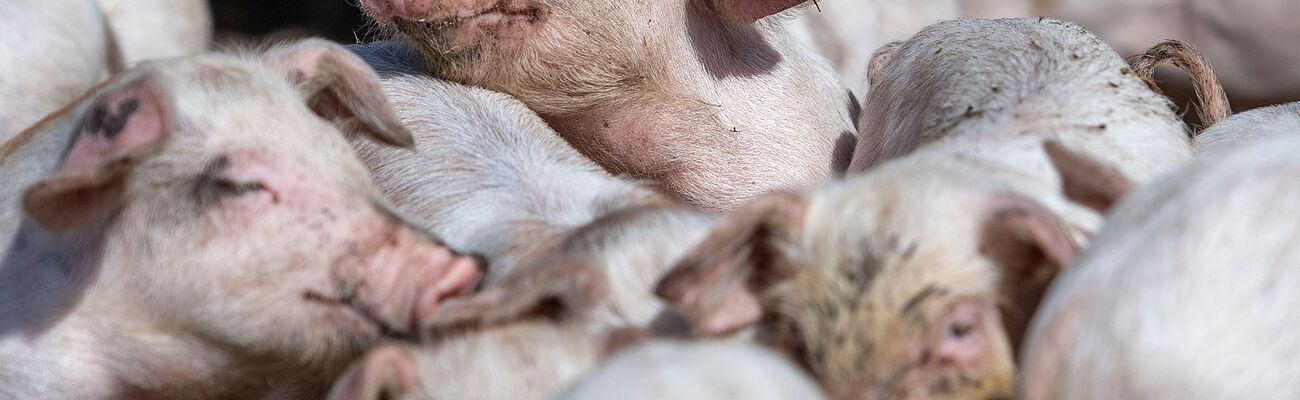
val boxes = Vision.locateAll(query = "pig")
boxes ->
[0,0,120,141]
[355,0,858,211]
[1041,0,1300,109]
[651,138,1124,399]
[555,340,829,400]
[786,0,959,97]
[95,0,213,63]
[349,42,719,328]
[324,260,627,400]
[1194,102,1300,156]
[0,39,483,400]
[849,18,1191,181]
[1020,134,1300,400]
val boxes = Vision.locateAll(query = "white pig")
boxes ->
[555,340,829,400]
[653,139,1116,399]
[350,42,718,329]
[1021,134,1300,400]
[1195,102,1300,156]
[356,0,858,211]
[0,0,120,140]
[95,0,213,63]
[0,39,482,400]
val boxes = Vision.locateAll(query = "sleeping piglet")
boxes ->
[0,39,481,400]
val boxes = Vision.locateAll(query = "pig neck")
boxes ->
[0,227,304,400]
[495,8,848,209]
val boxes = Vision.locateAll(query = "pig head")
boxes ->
[356,0,855,210]
[651,149,1134,399]
[0,40,480,400]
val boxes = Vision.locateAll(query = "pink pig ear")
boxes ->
[324,344,420,400]
[715,0,808,23]
[420,258,607,334]
[979,193,1079,348]
[261,38,415,149]
[655,190,808,337]
[23,77,170,232]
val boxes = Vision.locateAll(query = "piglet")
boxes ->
[356,0,857,210]
[652,148,1106,399]
[0,39,481,400]
[1021,134,1300,400]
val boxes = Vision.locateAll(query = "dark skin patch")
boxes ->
[82,98,140,139]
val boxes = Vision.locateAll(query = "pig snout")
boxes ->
[361,0,437,22]
[320,209,484,339]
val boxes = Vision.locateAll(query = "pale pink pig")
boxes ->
[0,39,481,400]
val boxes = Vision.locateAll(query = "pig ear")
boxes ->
[867,41,903,86]
[655,191,807,337]
[979,193,1079,347]
[715,0,807,23]
[324,344,420,400]
[23,78,170,232]
[1043,140,1134,214]
[261,38,415,149]
[420,259,606,333]
[980,193,1078,271]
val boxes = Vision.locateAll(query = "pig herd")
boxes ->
[1,0,1297,400]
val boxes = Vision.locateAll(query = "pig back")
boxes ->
[854,17,1190,182]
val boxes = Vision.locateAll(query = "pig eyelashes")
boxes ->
[189,156,270,207]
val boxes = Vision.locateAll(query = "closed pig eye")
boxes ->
[213,178,266,197]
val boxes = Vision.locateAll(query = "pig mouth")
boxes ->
[398,3,545,30]
[303,289,418,341]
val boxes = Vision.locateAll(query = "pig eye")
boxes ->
[947,321,973,338]
[213,178,266,197]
